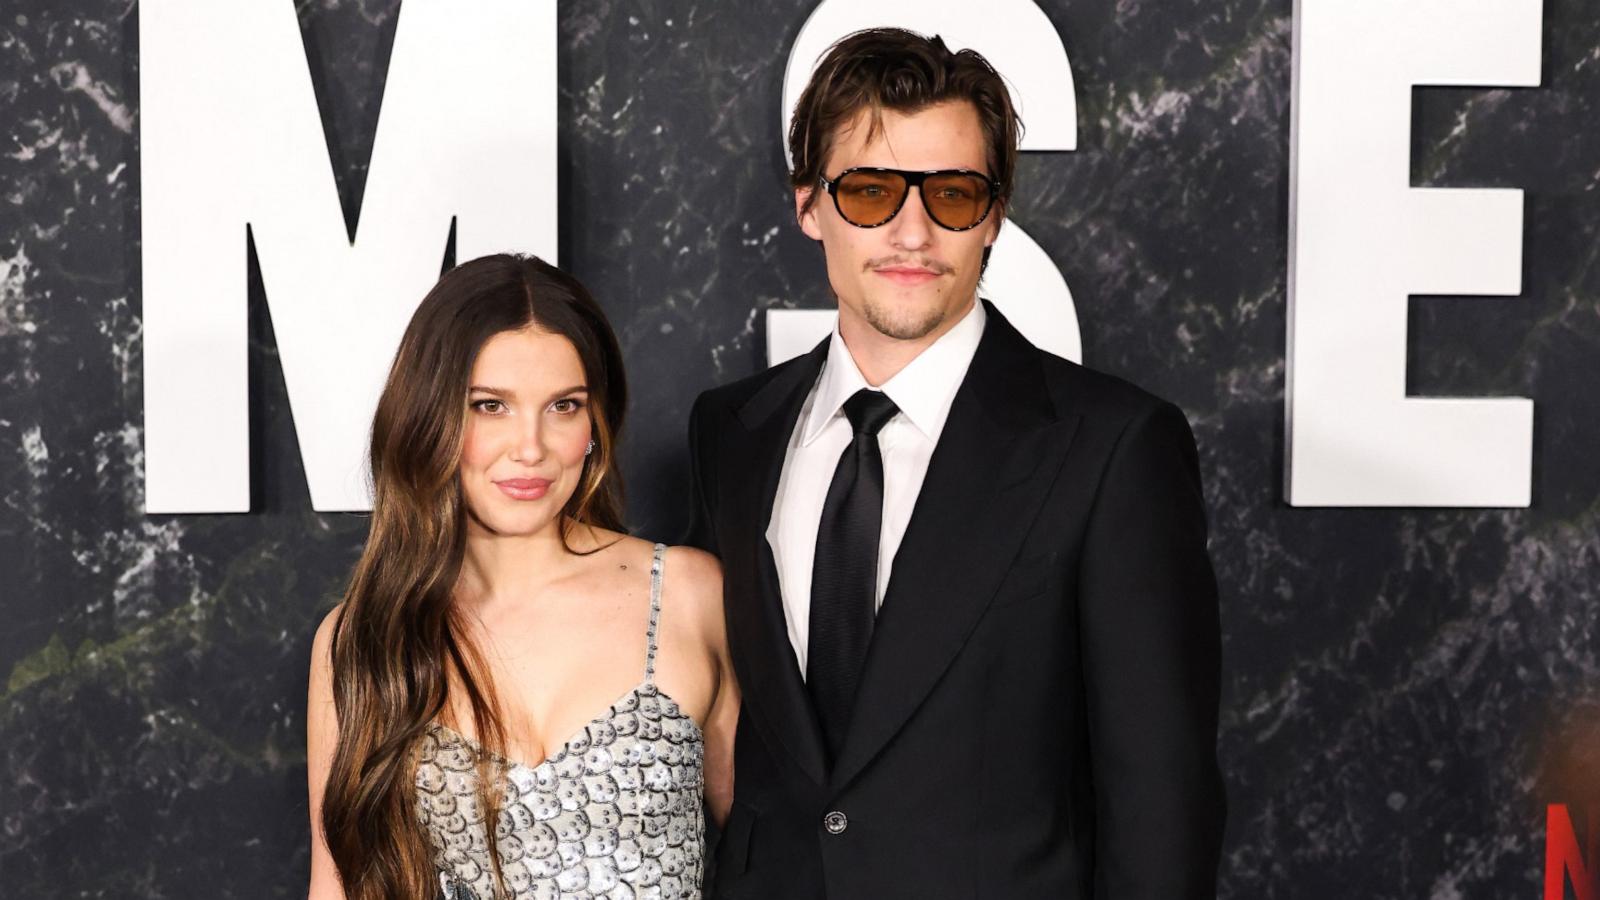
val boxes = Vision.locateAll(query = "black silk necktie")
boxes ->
[808,388,900,762]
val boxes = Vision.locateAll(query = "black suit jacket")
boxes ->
[687,302,1225,899]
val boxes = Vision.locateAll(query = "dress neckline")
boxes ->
[426,680,702,772]
[426,544,695,772]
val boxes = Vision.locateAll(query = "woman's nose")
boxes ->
[510,416,544,463]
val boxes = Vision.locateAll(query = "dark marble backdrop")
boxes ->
[3,1,1597,897]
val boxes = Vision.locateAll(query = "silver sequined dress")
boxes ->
[415,544,705,899]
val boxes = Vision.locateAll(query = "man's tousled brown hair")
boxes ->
[788,28,1023,216]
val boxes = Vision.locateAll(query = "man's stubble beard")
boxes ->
[860,293,950,342]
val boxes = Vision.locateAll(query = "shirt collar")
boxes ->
[801,300,987,446]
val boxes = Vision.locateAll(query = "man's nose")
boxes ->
[888,186,933,250]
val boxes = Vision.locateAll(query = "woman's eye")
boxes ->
[470,399,506,415]
[551,398,585,415]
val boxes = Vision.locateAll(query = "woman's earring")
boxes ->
[585,440,596,457]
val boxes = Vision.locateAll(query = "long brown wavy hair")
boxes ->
[320,254,628,899]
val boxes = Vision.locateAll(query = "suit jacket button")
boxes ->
[823,811,848,834]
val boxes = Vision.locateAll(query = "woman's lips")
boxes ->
[495,478,552,501]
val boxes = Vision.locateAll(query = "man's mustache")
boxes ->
[863,255,955,275]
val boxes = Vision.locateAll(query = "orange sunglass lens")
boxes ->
[834,172,907,225]
[922,174,990,229]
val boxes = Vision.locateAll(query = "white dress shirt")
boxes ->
[765,300,987,675]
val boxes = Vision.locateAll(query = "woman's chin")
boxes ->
[466,504,559,539]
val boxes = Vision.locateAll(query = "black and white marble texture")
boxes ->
[2,1,1597,896]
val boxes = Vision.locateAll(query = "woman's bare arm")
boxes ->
[675,548,738,826]
[306,607,346,900]
[701,627,740,827]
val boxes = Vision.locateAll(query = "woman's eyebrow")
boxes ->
[467,385,589,398]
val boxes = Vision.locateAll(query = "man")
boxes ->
[687,28,1224,899]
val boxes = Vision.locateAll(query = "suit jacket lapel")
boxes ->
[727,339,830,785]
[830,305,1080,789]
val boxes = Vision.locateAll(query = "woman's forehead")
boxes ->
[470,327,585,386]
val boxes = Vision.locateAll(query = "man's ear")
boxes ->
[796,187,823,241]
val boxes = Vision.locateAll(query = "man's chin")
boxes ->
[862,298,949,342]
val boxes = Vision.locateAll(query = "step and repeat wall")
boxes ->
[3,0,1597,896]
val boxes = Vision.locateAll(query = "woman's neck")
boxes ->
[458,517,586,610]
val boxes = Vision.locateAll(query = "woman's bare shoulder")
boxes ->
[662,545,721,591]
[569,526,721,616]
[659,545,724,644]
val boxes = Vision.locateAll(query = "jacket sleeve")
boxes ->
[1077,400,1226,899]
[684,393,719,556]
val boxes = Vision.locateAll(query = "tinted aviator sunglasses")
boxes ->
[818,167,1000,231]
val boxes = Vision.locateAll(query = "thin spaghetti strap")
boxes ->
[645,542,667,685]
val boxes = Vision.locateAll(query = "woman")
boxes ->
[305,254,736,900]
